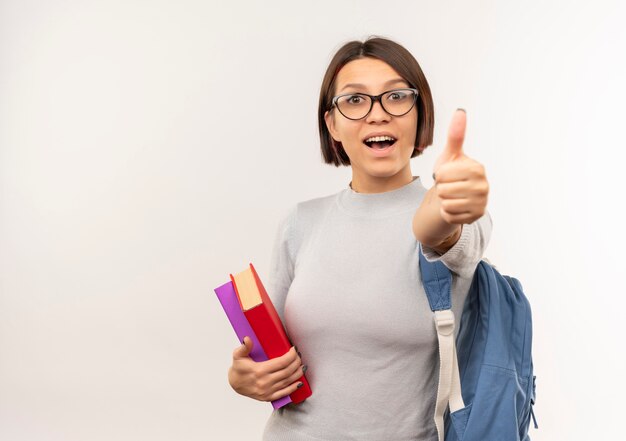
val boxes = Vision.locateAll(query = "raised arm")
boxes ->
[413,110,489,254]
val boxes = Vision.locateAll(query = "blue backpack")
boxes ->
[419,249,537,441]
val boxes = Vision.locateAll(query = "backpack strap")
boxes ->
[419,246,465,441]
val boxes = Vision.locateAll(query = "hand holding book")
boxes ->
[215,263,312,408]
[228,336,307,403]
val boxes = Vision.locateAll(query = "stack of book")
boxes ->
[214,263,312,409]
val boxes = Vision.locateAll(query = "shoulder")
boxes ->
[296,192,337,219]
[281,190,340,230]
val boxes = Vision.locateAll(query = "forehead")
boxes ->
[335,57,407,93]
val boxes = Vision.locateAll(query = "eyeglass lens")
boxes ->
[335,89,417,120]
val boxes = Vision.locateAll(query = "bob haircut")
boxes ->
[318,37,435,167]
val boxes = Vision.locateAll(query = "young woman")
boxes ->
[228,37,491,441]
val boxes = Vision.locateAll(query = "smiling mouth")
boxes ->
[363,135,397,149]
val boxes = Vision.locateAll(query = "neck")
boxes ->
[349,167,414,194]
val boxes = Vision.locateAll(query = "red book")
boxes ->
[230,263,312,404]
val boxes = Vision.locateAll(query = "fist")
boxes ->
[432,109,489,225]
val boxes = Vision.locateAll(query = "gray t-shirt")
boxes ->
[263,177,492,441]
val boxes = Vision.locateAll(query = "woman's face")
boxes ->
[324,57,418,192]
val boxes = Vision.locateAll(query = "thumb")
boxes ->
[443,108,467,159]
[233,336,254,359]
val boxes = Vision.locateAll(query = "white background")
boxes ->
[1,1,625,439]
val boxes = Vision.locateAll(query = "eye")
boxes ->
[346,95,365,105]
[387,90,409,101]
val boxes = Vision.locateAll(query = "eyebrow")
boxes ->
[338,78,408,93]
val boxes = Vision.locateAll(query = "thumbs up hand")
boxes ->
[432,109,489,225]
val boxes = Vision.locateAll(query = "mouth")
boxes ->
[363,135,397,150]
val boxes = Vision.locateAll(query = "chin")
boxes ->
[364,165,405,178]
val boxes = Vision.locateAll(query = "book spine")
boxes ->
[214,281,291,409]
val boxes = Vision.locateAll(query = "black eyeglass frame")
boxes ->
[330,88,419,121]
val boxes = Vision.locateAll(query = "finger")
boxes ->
[257,354,305,401]
[270,360,307,391]
[232,336,254,359]
[261,346,301,374]
[443,109,467,158]
[436,182,469,200]
[435,159,485,184]
[265,348,302,382]
[440,199,473,215]
[268,379,305,402]
[440,209,480,225]
[437,181,489,200]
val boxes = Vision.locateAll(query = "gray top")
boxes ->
[262,177,492,441]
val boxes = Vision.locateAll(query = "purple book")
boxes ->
[214,280,292,409]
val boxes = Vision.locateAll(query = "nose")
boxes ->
[365,97,390,123]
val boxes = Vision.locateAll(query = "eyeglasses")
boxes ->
[330,88,419,120]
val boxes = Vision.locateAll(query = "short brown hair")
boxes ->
[318,37,435,166]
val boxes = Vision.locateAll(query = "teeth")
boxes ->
[365,135,396,143]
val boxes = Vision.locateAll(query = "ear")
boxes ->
[324,110,341,142]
